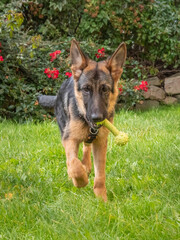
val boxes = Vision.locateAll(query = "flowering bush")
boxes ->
[117,80,149,109]
[79,0,179,68]
[0,7,71,121]
[95,47,105,59]
[17,0,179,69]
[44,68,60,79]
[49,50,61,62]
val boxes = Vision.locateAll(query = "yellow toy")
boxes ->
[97,119,128,146]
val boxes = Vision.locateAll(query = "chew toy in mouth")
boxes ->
[96,119,128,146]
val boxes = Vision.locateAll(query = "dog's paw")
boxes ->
[67,158,89,188]
[94,187,107,202]
[82,163,91,176]
[93,177,107,202]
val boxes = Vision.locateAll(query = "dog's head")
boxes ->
[70,39,126,125]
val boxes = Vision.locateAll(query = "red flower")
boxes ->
[49,50,61,62]
[44,68,50,74]
[119,85,123,94]
[134,81,148,92]
[134,85,140,91]
[0,56,4,62]
[44,68,59,79]
[51,68,59,79]
[65,72,72,78]
[49,52,56,62]
[139,81,148,92]
[95,47,105,59]
[142,81,148,86]
[55,50,61,54]
[95,53,100,59]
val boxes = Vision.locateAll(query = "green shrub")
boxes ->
[79,0,180,67]
[0,5,69,121]
[19,0,180,68]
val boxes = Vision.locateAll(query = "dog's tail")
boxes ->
[37,95,57,112]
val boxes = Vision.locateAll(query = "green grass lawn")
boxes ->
[0,106,180,240]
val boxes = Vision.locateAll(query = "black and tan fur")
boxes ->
[55,40,126,201]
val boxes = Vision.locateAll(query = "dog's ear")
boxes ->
[107,42,127,82]
[70,39,88,81]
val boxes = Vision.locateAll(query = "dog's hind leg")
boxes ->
[92,134,108,202]
[82,143,92,175]
[63,140,89,188]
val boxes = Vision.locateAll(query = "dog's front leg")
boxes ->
[82,143,92,175]
[63,139,89,188]
[92,135,108,202]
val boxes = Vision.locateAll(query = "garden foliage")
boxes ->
[0,0,179,121]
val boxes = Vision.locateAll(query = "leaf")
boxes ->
[30,51,34,58]
[9,30,13,38]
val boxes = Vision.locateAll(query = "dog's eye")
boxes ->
[83,85,92,93]
[101,85,110,93]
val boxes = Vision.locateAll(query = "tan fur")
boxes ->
[70,39,88,76]
[67,157,89,188]
[97,62,123,113]
[82,143,92,175]
[83,60,97,73]
[97,61,111,74]
[108,67,123,113]
[92,127,109,201]
[108,82,119,113]
[64,118,89,143]
[63,140,89,188]
[74,81,87,117]
[62,101,89,142]
[71,66,82,81]
[94,176,107,202]
[111,68,123,82]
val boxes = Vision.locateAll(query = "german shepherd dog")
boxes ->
[53,40,126,201]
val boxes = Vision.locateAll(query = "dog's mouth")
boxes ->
[85,118,100,130]
[90,120,105,131]
[85,113,105,130]
[90,122,99,130]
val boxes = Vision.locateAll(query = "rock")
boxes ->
[135,100,159,110]
[170,72,180,77]
[164,75,180,95]
[147,76,161,86]
[175,95,180,103]
[144,86,166,100]
[162,97,178,105]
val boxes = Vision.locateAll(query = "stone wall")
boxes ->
[136,73,180,110]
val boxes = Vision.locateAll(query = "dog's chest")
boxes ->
[63,118,89,142]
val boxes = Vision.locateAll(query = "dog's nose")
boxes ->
[91,113,104,122]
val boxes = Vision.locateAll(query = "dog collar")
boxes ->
[85,127,99,144]
[78,113,101,144]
